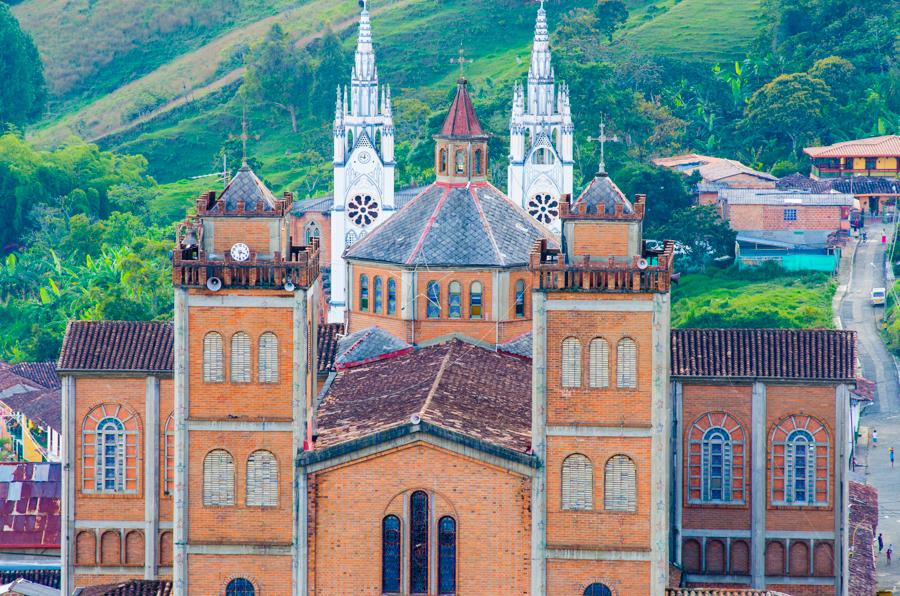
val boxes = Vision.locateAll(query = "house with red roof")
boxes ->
[805,135,900,179]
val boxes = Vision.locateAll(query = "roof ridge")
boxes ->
[468,185,505,266]
[405,185,451,265]
[418,344,454,420]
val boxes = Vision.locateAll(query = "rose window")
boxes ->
[527,194,559,225]
[348,194,379,227]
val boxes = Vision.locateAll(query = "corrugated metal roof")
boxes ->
[0,463,60,549]
[719,188,854,206]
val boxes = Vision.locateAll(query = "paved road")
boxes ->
[839,222,900,589]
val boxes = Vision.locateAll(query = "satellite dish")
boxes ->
[410,414,421,425]
[206,277,222,292]
[284,280,296,292]
[637,258,649,270]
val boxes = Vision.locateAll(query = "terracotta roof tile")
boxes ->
[58,321,174,373]
[849,481,878,596]
[0,463,60,549]
[804,135,900,158]
[76,580,173,595]
[7,362,59,390]
[317,323,344,373]
[439,79,486,138]
[671,328,856,381]
[1,387,61,431]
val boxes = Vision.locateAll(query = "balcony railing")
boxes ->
[529,239,675,293]
[172,243,319,290]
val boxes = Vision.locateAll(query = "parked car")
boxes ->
[872,287,886,306]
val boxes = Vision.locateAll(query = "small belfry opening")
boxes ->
[433,74,489,184]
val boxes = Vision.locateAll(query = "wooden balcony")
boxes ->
[172,243,319,290]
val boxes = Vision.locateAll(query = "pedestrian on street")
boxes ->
[887,544,893,565]
[873,428,879,448]
[891,447,895,468]
[879,533,884,552]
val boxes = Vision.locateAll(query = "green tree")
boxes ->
[809,56,856,101]
[0,4,46,126]
[309,28,348,119]
[608,163,695,232]
[654,206,736,272]
[242,24,313,133]
[743,72,834,155]
[594,0,628,41]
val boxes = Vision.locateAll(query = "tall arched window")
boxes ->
[561,453,593,510]
[304,221,320,246]
[687,412,746,504]
[82,404,140,494]
[470,281,483,319]
[163,414,175,496]
[246,450,278,507]
[203,332,224,383]
[439,148,448,174]
[258,332,278,383]
[584,584,613,596]
[515,279,526,318]
[382,515,401,594]
[409,491,429,593]
[345,230,357,247]
[474,148,483,175]
[427,281,441,318]
[448,281,462,319]
[438,516,457,594]
[616,337,637,388]
[455,149,466,175]
[230,332,251,383]
[604,455,636,512]
[203,449,234,506]
[374,277,383,313]
[703,428,731,502]
[387,278,397,315]
[359,274,369,312]
[561,337,582,388]
[225,578,255,596]
[589,338,609,388]
[771,415,829,506]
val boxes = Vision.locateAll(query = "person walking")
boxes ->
[879,533,884,553]
[891,447,895,469]
[873,428,879,448]
[887,544,893,566]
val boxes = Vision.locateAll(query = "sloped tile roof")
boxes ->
[498,332,532,359]
[805,135,900,158]
[849,481,878,596]
[76,580,173,595]
[335,326,412,369]
[1,388,61,432]
[439,78,485,138]
[7,363,59,390]
[58,321,174,373]
[316,340,531,451]
[218,165,277,211]
[292,196,332,215]
[0,463,60,549]
[652,153,776,183]
[345,182,555,267]
[572,173,634,215]
[778,173,900,196]
[671,329,856,381]
[317,323,344,373]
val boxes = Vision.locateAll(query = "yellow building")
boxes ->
[805,135,900,178]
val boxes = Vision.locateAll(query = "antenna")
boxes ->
[587,115,620,175]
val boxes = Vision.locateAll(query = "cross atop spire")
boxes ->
[450,44,473,82]
[230,106,260,167]
[587,116,620,175]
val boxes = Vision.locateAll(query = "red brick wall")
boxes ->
[547,560,650,596]
[188,554,293,595]
[570,221,633,257]
[210,218,277,256]
[290,212,331,267]
[727,204,844,231]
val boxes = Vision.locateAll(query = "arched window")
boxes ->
[387,278,397,315]
[374,277,383,313]
[409,491,429,593]
[561,453,593,510]
[438,516,457,594]
[584,584,612,596]
[163,414,175,496]
[448,281,462,319]
[427,281,441,318]
[246,450,278,507]
[616,338,637,389]
[771,415,829,506]
[345,230,357,247]
[230,332,251,383]
[203,449,234,506]
[382,515,401,594]
[687,412,746,504]
[304,221,320,246]
[515,279,526,318]
[474,148,483,175]
[203,332,224,383]
[561,337,581,388]
[82,404,140,494]
[455,149,466,175]
[439,148,448,174]
[225,578,255,596]
[359,274,369,312]
[589,338,609,388]
[258,332,278,383]
[604,455,636,512]
[470,281,483,319]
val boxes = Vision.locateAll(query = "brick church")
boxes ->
[57,3,855,595]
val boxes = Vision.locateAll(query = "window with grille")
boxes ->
[387,279,397,315]
[470,281,483,319]
[561,337,582,388]
[515,279,526,318]
[257,332,278,383]
[374,277,383,313]
[81,404,140,494]
[203,449,234,506]
[246,450,278,507]
[225,578,255,596]
[561,454,593,510]
[686,413,746,504]
[604,455,636,512]
[616,338,637,389]
[382,515,401,593]
[427,281,441,318]
[589,338,609,388]
[438,516,457,594]
[410,491,429,593]
[230,332,251,383]
[584,584,613,596]
[203,332,224,383]
[770,414,829,506]
[359,275,369,311]
[702,428,731,502]
[163,414,175,496]
[784,209,797,221]
[449,281,462,319]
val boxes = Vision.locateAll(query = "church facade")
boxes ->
[57,4,854,596]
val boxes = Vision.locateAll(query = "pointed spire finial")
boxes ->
[587,115,620,175]
[229,104,260,168]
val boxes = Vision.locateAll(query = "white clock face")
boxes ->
[230,242,250,262]
[357,150,371,164]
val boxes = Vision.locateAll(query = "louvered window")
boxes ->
[225,578,255,596]
[387,279,397,315]
[163,414,175,496]
[382,516,401,593]
[203,449,234,506]
[437,516,457,594]
[561,454,593,510]
[427,281,441,318]
[257,332,278,383]
[374,277,383,313]
[605,455,636,512]
[515,279,526,318]
[616,338,637,389]
[410,491,429,593]
[470,281,483,319]
[589,338,609,388]
[246,450,278,507]
[561,337,582,388]
[360,275,369,311]
[449,281,462,319]
[230,332,251,383]
[203,332,224,383]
